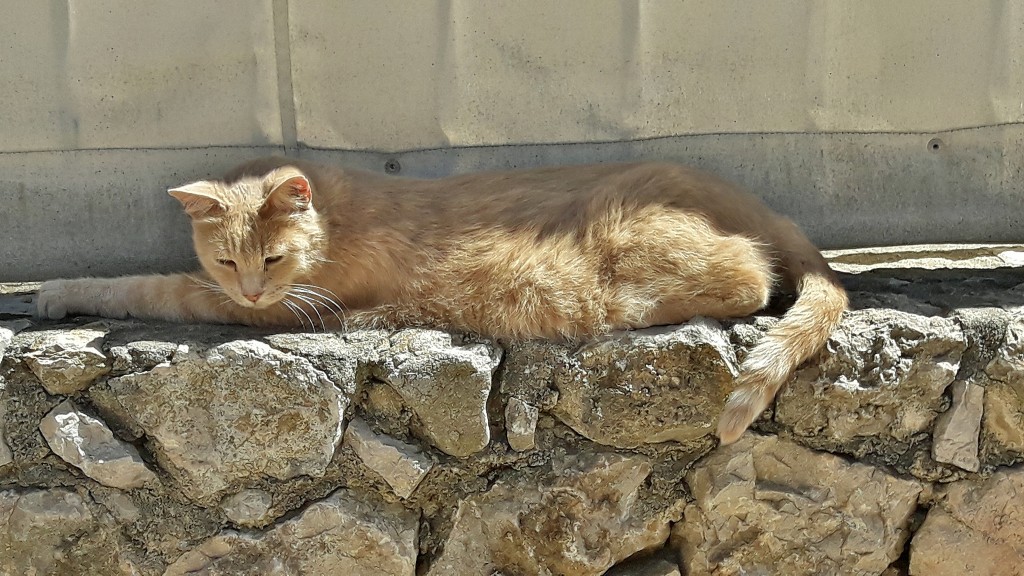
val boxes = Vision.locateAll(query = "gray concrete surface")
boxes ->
[1,1,1022,280]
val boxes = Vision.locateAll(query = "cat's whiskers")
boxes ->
[281,298,315,332]
[286,285,347,328]
[188,276,222,291]
[289,284,349,313]
[287,292,328,332]
[186,277,235,310]
[280,299,307,330]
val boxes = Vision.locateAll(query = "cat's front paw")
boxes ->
[36,280,70,319]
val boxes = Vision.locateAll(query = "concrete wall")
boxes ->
[2,0,1023,280]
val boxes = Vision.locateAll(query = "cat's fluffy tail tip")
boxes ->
[716,388,766,446]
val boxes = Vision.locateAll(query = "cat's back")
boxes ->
[223,157,781,241]
[418,161,780,240]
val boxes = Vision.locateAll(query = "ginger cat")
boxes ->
[37,157,847,444]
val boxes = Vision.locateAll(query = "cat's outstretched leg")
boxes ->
[37,274,257,324]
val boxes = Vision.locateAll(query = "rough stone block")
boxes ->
[21,326,111,394]
[982,313,1024,461]
[777,309,965,447]
[0,319,30,362]
[344,417,433,499]
[428,452,669,576]
[505,396,539,452]
[380,329,502,457]
[39,399,156,489]
[910,467,1024,575]
[220,489,274,528]
[507,318,737,449]
[932,381,984,471]
[166,489,418,576]
[0,489,137,575]
[674,434,921,576]
[106,340,346,503]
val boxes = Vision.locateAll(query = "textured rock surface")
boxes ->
[505,396,539,451]
[220,489,274,527]
[777,310,965,450]
[20,325,111,394]
[982,313,1024,462]
[4,270,1024,575]
[103,340,346,503]
[910,467,1024,575]
[379,329,502,457]
[0,319,26,466]
[166,489,418,576]
[0,414,11,468]
[427,452,671,576]
[932,381,984,471]
[39,399,157,489]
[0,489,138,575]
[0,319,30,362]
[344,417,433,499]
[674,434,922,576]
[508,318,738,449]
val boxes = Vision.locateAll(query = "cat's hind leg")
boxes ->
[606,218,774,329]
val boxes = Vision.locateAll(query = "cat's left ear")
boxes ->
[168,181,225,219]
[262,167,312,216]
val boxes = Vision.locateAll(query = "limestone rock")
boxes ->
[266,329,391,393]
[106,340,346,503]
[220,489,273,527]
[505,396,539,451]
[108,339,179,373]
[0,434,11,468]
[932,381,983,471]
[982,313,1024,460]
[0,400,12,468]
[777,310,965,446]
[21,326,111,394]
[166,488,418,576]
[427,452,670,576]
[508,318,738,449]
[910,467,1024,575]
[0,489,138,575]
[0,322,24,466]
[96,491,141,524]
[674,434,922,576]
[380,329,502,457]
[0,319,30,363]
[988,313,1024,383]
[344,417,433,499]
[39,399,157,489]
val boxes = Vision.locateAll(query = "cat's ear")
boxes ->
[168,181,225,219]
[261,167,313,216]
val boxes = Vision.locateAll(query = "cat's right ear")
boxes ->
[168,181,225,219]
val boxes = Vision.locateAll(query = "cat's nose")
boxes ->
[244,292,262,303]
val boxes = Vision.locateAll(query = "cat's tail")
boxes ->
[717,231,848,445]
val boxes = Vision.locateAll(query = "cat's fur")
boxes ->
[37,157,847,444]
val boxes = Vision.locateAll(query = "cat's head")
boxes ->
[169,167,327,309]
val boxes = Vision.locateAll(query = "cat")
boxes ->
[36,157,847,444]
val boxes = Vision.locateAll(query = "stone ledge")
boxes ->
[1,267,1024,575]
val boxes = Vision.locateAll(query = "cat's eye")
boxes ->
[217,259,236,270]
[265,255,283,266]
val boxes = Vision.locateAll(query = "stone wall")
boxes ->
[2,267,1024,575]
